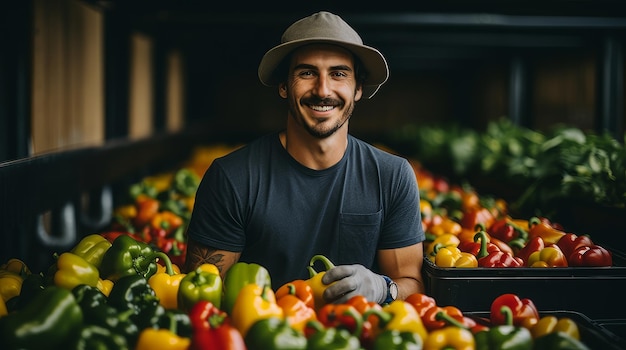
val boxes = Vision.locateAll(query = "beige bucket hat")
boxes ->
[258,11,389,99]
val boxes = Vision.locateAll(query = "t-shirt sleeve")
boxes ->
[379,158,425,249]
[186,160,246,252]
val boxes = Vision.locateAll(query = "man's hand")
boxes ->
[321,264,387,304]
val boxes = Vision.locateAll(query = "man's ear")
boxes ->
[279,83,288,98]
[355,85,363,102]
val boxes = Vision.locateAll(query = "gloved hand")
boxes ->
[321,264,387,304]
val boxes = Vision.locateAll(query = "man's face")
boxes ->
[281,44,363,139]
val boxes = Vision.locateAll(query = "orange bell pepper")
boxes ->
[277,293,317,332]
[528,217,566,244]
[275,279,315,309]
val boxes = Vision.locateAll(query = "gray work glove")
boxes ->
[321,264,387,304]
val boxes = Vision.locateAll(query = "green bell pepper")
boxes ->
[100,234,169,281]
[69,324,129,350]
[372,329,423,350]
[70,233,112,269]
[223,261,271,314]
[475,306,533,350]
[157,308,193,338]
[177,266,223,312]
[0,286,83,349]
[533,331,590,350]
[305,320,362,350]
[108,274,159,315]
[72,284,140,345]
[244,317,307,350]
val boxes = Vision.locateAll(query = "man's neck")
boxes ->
[280,128,348,170]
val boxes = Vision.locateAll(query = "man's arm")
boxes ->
[183,237,241,279]
[377,243,425,299]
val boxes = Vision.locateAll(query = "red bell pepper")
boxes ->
[568,245,612,267]
[556,233,594,257]
[189,300,246,350]
[422,305,466,332]
[461,207,495,230]
[458,230,500,259]
[317,303,362,334]
[490,294,539,327]
[489,218,528,243]
[514,236,545,264]
[479,250,523,267]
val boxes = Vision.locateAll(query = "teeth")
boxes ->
[310,105,334,112]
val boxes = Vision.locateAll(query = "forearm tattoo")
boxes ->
[183,244,227,274]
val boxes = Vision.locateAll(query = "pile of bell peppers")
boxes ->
[0,246,602,349]
[418,172,614,268]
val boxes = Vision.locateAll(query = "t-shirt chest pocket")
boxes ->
[338,210,382,260]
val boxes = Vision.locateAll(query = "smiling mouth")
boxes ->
[308,104,336,112]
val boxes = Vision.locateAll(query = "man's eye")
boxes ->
[331,71,348,78]
[298,71,314,77]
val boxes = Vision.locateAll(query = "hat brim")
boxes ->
[258,38,389,99]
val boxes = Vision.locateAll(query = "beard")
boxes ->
[288,96,355,139]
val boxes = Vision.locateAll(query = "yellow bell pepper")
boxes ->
[424,326,475,350]
[428,216,462,237]
[52,252,99,290]
[306,255,336,311]
[426,234,461,262]
[530,315,580,340]
[434,245,478,268]
[135,326,190,350]
[365,300,428,343]
[231,283,284,337]
[0,271,23,302]
[148,258,185,310]
[96,278,114,297]
[1,258,31,275]
[0,295,7,317]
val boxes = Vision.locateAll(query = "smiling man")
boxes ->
[184,11,426,305]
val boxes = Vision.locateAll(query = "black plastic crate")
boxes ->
[465,311,626,350]
[595,319,626,347]
[422,248,626,319]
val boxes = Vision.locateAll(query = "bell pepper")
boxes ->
[533,331,590,350]
[178,264,223,312]
[514,236,545,264]
[478,250,523,268]
[69,324,129,349]
[174,168,201,197]
[433,244,478,268]
[100,234,169,281]
[425,234,460,261]
[277,291,318,332]
[318,303,363,335]
[530,315,580,340]
[422,305,466,332]
[568,245,613,267]
[527,245,568,267]
[555,233,594,257]
[528,217,566,244]
[423,326,475,350]
[135,315,191,350]
[458,230,500,259]
[148,253,184,310]
[0,270,23,303]
[0,286,83,348]
[150,210,184,234]
[427,215,463,237]
[72,284,140,345]
[189,300,246,350]
[244,316,308,349]
[70,233,112,268]
[108,274,159,315]
[372,329,423,350]
[305,320,362,350]
[474,306,533,350]
[1,258,31,275]
[96,278,114,296]
[50,252,100,290]
[460,206,495,230]
[223,261,271,315]
[5,272,45,312]
[275,279,315,309]
[133,195,160,227]
[364,300,428,343]
[307,254,338,310]
[405,292,437,317]
[158,308,194,338]
[490,293,539,327]
[489,217,528,244]
[231,283,284,337]
[345,295,382,348]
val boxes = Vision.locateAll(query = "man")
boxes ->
[184,11,425,305]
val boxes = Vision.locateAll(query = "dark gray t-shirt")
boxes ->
[187,132,424,288]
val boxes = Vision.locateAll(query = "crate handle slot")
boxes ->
[36,201,77,248]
